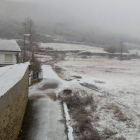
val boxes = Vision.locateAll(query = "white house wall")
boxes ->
[0,52,17,65]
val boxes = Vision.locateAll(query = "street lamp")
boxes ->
[23,34,30,62]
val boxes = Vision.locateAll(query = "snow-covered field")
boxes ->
[129,49,140,56]
[40,43,106,53]
[56,54,140,140]
[40,43,140,57]
[34,43,140,139]
[35,54,52,62]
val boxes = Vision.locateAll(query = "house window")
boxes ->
[5,54,13,61]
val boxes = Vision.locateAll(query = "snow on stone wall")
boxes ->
[0,63,29,97]
[0,63,29,140]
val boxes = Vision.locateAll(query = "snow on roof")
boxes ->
[0,63,29,97]
[0,39,21,52]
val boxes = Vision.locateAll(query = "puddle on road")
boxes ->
[38,78,62,90]
[47,92,57,101]
[38,82,58,90]
[29,78,63,100]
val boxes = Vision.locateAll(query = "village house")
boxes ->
[0,39,21,67]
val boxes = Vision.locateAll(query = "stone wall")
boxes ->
[0,67,29,140]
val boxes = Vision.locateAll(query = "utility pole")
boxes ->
[23,35,25,62]
[120,41,123,61]
[32,46,35,79]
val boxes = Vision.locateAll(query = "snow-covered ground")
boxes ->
[56,54,140,140]
[40,43,140,57]
[40,43,106,53]
[30,42,140,139]
[35,54,52,62]
[0,62,29,97]
[128,49,140,56]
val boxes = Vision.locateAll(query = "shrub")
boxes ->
[105,46,116,53]
[102,128,118,139]
[58,90,101,140]
[107,104,129,122]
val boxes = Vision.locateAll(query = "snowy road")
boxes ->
[29,65,63,99]
[18,65,66,140]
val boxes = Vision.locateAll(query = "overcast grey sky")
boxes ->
[6,0,140,38]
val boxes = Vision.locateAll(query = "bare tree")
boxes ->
[22,17,36,45]
[22,17,41,79]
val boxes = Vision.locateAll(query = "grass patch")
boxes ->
[107,104,130,122]
[102,128,118,139]
[58,90,101,140]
